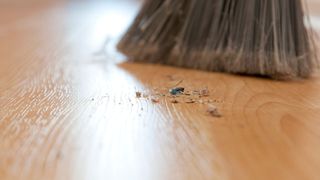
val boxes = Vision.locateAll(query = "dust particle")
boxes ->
[151,98,159,103]
[185,99,196,103]
[136,91,142,98]
[171,99,179,103]
[169,87,185,95]
[207,104,222,117]
[199,88,209,97]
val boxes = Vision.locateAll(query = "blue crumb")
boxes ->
[169,87,185,95]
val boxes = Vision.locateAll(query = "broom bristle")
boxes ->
[117,0,318,79]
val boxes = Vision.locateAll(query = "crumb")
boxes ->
[192,90,199,95]
[143,94,149,98]
[185,99,195,103]
[136,91,142,98]
[155,93,165,97]
[169,87,185,95]
[141,107,143,110]
[183,91,192,96]
[207,104,222,117]
[91,98,95,101]
[199,88,209,97]
[171,99,179,103]
[151,98,159,103]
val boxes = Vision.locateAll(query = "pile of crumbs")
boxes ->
[135,86,223,118]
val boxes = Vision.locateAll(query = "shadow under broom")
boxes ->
[117,0,318,80]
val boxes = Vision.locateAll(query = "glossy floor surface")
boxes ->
[1,1,320,180]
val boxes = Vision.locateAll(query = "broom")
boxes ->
[117,0,318,79]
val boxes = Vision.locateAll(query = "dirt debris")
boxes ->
[151,98,159,103]
[199,88,210,97]
[134,86,221,106]
[133,77,224,116]
[169,87,185,95]
[207,104,222,117]
[136,91,142,98]
[185,98,196,103]
[171,99,179,103]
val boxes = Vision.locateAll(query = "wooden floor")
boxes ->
[1,1,320,180]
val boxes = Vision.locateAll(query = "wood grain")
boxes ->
[1,1,320,180]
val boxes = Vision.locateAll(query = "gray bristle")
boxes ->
[117,0,318,80]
